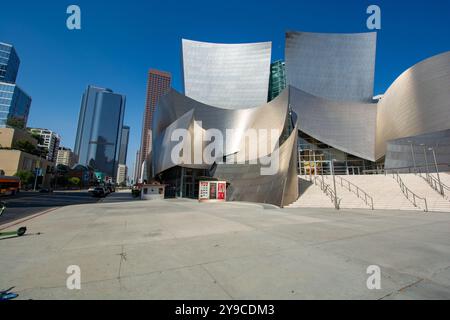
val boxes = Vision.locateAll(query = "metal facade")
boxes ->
[285,31,376,102]
[182,39,271,109]
[376,51,450,160]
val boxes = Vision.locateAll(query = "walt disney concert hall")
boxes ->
[151,32,450,207]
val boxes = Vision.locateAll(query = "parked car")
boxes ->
[91,187,107,198]
[39,188,53,193]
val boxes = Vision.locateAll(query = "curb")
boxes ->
[0,207,59,231]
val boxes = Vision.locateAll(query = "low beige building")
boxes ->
[0,127,37,148]
[0,150,54,187]
[0,128,54,187]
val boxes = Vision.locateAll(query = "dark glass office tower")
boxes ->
[118,125,130,165]
[0,42,20,84]
[74,85,126,180]
[268,60,286,101]
[0,83,31,127]
[0,42,31,128]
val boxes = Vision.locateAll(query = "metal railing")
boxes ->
[335,175,374,210]
[383,164,450,200]
[423,174,450,200]
[391,171,428,212]
[312,175,341,209]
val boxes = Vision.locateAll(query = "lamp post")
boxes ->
[320,154,324,187]
[408,140,417,174]
[308,149,312,182]
[331,159,338,210]
[420,144,430,180]
[429,147,444,195]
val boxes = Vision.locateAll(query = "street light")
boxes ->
[331,159,338,210]
[407,140,417,174]
[420,144,430,180]
[429,147,444,195]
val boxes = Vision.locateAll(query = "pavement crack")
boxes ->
[117,245,127,290]
[378,278,424,300]
[200,264,234,299]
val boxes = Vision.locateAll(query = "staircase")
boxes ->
[322,175,374,210]
[288,174,428,211]
[286,176,334,208]
[339,174,422,211]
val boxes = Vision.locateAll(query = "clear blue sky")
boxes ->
[1,0,449,173]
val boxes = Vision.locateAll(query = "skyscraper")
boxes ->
[0,42,20,84]
[74,85,125,180]
[118,125,130,165]
[268,60,286,101]
[138,69,171,180]
[133,149,140,184]
[0,42,31,128]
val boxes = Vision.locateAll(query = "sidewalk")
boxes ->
[1,198,449,299]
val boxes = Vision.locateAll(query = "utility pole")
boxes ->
[33,168,39,191]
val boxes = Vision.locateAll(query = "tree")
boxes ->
[68,177,81,188]
[12,139,37,155]
[14,170,35,186]
[6,117,26,129]
[30,132,44,145]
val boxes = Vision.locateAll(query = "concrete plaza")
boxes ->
[1,191,450,299]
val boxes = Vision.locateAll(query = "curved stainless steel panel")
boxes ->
[152,88,290,173]
[285,31,376,103]
[375,51,450,160]
[212,112,299,207]
[289,86,377,161]
[182,39,271,109]
[152,88,298,207]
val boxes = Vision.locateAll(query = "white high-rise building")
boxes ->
[28,128,61,162]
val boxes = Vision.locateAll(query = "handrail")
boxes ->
[312,175,341,209]
[385,166,450,200]
[423,174,450,199]
[391,171,428,212]
[335,175,374,210]
[367,166,449,201]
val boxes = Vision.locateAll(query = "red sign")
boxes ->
[198,181,226,202]
[217,182,225,200]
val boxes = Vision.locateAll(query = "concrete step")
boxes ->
[340,175,422,211]
[288,174,438,212]
[286,176,334,209]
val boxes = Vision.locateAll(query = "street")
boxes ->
[0,191,99,227]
